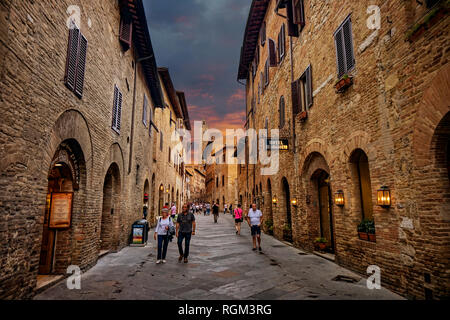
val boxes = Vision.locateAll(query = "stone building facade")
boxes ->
[0,0,189,299]
[237,0,449,299]
[209,147,238,211]
[186,165,207,203]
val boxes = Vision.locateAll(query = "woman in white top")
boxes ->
[153,208,174,264]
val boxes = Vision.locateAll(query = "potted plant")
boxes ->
[314,237,327,251]
[357,220,369,241]
[264,219,274,236]
[299,111,308,121]
[283,224,293,242]
[334,74,353,93]
[367,220,376,242]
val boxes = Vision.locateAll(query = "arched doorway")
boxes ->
[281,177,292,242]
[158,184,164,215]
[349,149,374,221]
[100,163,121,252]
[312,169,334,252]
[39,139,86,275]
[143,179,150,219]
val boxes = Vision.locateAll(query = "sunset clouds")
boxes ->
[144,0,251,134]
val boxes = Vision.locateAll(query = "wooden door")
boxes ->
[39,193,54,274]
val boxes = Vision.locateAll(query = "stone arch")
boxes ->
[101,143,125,193]
[340,131,376,165]
[299,139,332,174]
[413,63,450,167]
[42,109,93,186]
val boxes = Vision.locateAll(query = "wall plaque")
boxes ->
[49,193,73,229]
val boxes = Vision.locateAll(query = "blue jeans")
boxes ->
[157,235,169,260]
[177,232,192,258]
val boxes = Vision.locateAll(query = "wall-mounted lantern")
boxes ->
[160,185,164,191]
[272,196,278,205]
[291,198,298,207]
[334,190,345,207]
[377,186,391,208]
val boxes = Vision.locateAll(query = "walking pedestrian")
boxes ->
[234,204,243,235]
[153,208,174,264]
[246,203,263,252]
[176,204,196,263]
[224,204,228,214]
[212,202,219,223]
[205,203,211,216]
[170,202,177,219]
[229,203,233,215]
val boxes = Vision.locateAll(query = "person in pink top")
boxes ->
[234,204,244,235]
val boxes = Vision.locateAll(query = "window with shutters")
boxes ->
[119,13,133,51]
[279,96,286,128]
[264,59,269,87]
[142,94,148,127]
[292,65,313,114]
[111,85,122,134]
[149,103,154,136]
[277,24,286,63]
[293,0,306,30]
[269,39,277,67]
[261,21,266,46]
[64,21,88,99]
[334,15,355,78]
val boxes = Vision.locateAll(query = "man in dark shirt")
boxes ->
[176,204,196,263]
[212,202,219,223]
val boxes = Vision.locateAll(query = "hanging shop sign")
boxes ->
[49,192,73,229]
[267,138,289,151]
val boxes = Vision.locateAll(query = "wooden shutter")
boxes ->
[342,18,355,72]
[117,88,122,131]
[74,34,87,98]
[160,132,163,151]
[280,24,286,60]
[279,97,285,128]
[143,95,148,126]
[261,21,266,46]
[291,80,300,115]
[264,60,269,86]
[334,28,346,78]
[269,39,277,67]
[293,0,306,29]
[119,16,133,50]
[305,65,313,108]
[64,26,80,92]
[112,86,118,131]
[286,0,299,37]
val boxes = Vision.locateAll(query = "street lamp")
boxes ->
[377,186,391,208]
[334,190,345,207]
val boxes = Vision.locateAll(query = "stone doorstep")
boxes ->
[98,250,110,258]
[35,275,65,294]
[312,251,336,262]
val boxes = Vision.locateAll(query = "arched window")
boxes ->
[350,149,373,220]
[279,96,285,128]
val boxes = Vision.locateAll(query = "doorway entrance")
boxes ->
[315,170,334,253]
[100,163,121,253]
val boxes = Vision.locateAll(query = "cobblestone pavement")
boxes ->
[35,213,403,300]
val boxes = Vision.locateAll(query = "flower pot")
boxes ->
[368,233,376,242]
[358,232,369,241]
[335,76,353,93]
[318,243,327,251]
[299,111,308,121]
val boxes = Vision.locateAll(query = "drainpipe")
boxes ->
[128,53,154,175]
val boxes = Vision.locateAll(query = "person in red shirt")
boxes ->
[234,204,244,235]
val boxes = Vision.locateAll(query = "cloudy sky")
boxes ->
[143,0,251,133]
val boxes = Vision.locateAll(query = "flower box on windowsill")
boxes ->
[358,232,369,241]
[299,111,308,121]
[368,233,376,243]
[335,75,353,93]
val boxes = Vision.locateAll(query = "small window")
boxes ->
[334,15,355,78]
[142,94,148,127]
[169,147,172,163]
[277,24,286,63]
[112,85,122,134]
[279,96,286,128]
[222,175,225,187]
[293,0,306,29]
[292,65,313,114]
[64,21,88,99]
[160,132,163,151]
[260,21,266,46]
[264,59,269,87]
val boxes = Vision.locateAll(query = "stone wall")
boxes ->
[239,0,449,299]
[0,0,157,299]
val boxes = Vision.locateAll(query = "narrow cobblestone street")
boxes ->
[35,214,401,300]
